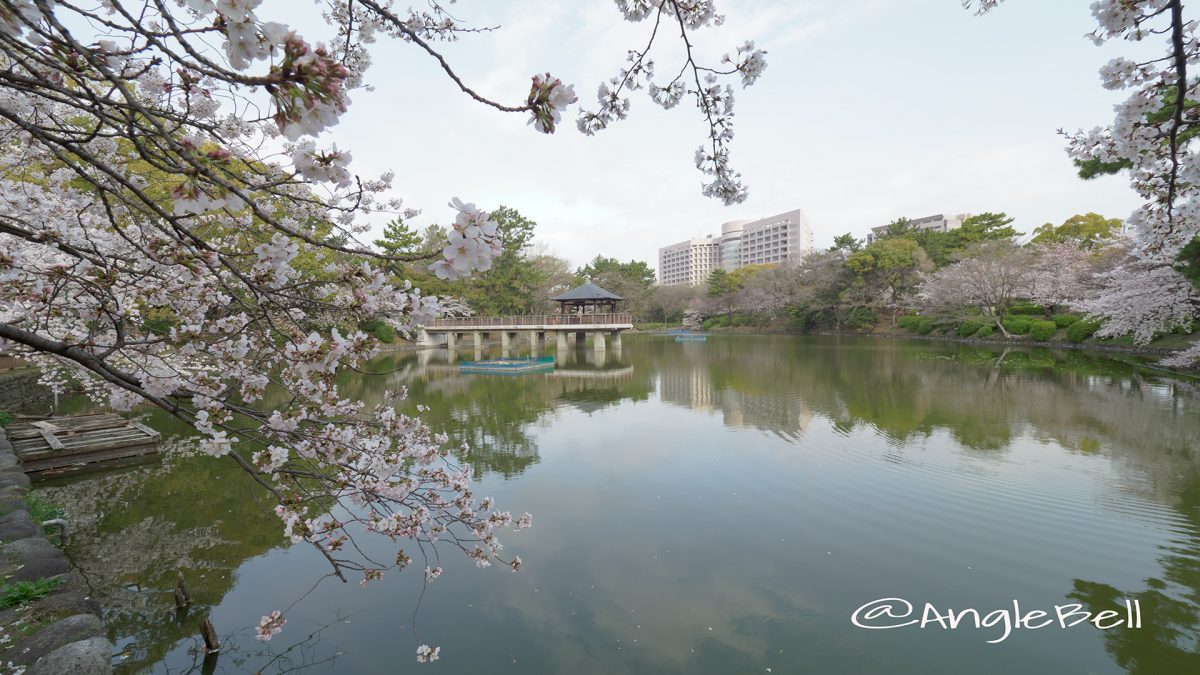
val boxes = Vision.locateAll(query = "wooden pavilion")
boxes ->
[552,282,624,314]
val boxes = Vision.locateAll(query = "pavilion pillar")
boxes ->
[556,331,568,353]
[593,332,606,353]
[501,331,511,357]
[446,332,457,350]
[529,331,540,355]
[611,331,622,350]
[473,331,483,349]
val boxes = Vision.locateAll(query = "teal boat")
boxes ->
[459,356,555,374]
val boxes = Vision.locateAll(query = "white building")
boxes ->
[658,236,721,287]
[657,209,813,286]
[866,213,969,244]
[717,219,752,272]
[737,209,813,268]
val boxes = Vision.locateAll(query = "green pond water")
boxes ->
[28,335,1200,674]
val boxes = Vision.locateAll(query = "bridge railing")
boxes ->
[426,313,633,328]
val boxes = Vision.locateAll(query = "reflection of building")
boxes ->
[657,209,814,286]
[866,213,969,244]
[658,363,812,440]
[659,367,716,412]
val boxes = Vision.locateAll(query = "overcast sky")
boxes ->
[292,0,1148,269]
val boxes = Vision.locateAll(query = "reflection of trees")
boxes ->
[643,336,1199,460]
[36,414,285,673]
[1068,473,1200,673]
[335,349,653,479]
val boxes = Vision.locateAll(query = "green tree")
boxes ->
[1030,213,1124,250]
[845,238,932,307]
[373,217,425,257]
[459,206,543,315]
[830,233,863,253]
[885,217,911,238]
[576,255,657,317]
[707,268,733,297]
[905,212,1020,267]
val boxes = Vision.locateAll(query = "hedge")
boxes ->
[847,306,878,330]
[1066,319,1102,343]
[897,315,921,330]
[1052,314,1081,328]
[1028,320,1057,341]
[1008,303,1046,316]
[957,320,984,337]
[1001,316,1033,335]
[915,317,936,335]
[375,323,396,343]
[973,325,994,338]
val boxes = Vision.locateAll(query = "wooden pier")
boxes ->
[6,413,161,474]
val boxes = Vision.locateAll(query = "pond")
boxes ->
[31,335,1200,674]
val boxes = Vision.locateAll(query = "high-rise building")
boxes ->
[866,213,969,244]
[717,219,752,272]
[657,209,813,286]
[737,209,813,268]
[657,236,721,287]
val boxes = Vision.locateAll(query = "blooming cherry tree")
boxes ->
[0,0,765,659]
[970,0,1200,362]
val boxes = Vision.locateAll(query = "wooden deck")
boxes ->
[7,413,161,474]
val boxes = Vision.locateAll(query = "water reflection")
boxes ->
[27,335,1200,673]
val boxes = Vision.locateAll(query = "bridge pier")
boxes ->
[422,315,633,362]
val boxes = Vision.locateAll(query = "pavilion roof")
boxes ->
[551,282,624,302]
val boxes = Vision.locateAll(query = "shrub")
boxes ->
[1028,320,1057,341]
[1002,316,1032,335]
[957,320,984,337]
[1008,303,1045,316]
[897,315,920,330]
[26,494,64,525]
[702,318,715,330]
[1067,319,1102,343]
[0,410,10,428]
[847,306,878,330]
[915,317,936,335]
[974,325,994,338]
[1052,314,1080,328]
[0,579,62,609]
[374,323,396,344]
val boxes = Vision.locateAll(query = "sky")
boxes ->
[285,0,1150,270]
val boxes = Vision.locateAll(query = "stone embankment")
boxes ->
[0,427,111,674]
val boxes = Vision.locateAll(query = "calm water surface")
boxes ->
[33,335,1200,674]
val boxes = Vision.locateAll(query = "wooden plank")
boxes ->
[18,428,155,452]
[20,433,153,459]
[23,443,159,473]
[38,428,65,451]
[128,421,161,439]
[30,420,62,433]
[44,414,127,433]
